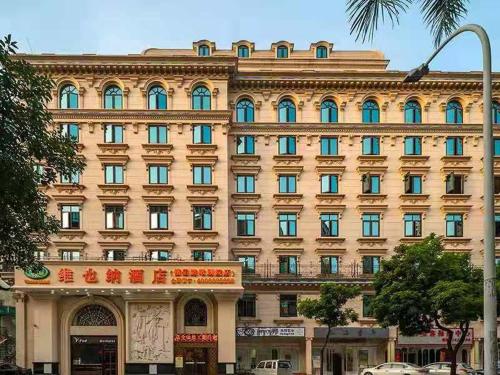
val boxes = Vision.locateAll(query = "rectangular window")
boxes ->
[61,205,80,229]
[236,175,255,193]
[320,214,339,237]
[105,165,124,184]
[404,175,422,194]
[362,256,381,274]
[320,137,338,156]
[105,206,124,229]
[362,174,380,194]
[148,165,168,184]
[61,250,80,261]
[495,176,500,194]
[404,137,422,155]
[104,124,123,143]
[495,214,500,237]
[494,138,500,156]
[236,135,255,154]
[193,250,212,261]
[60,123,79,142]
[404,213,422,237]
[279,256,298,275]
[34,250,45,260]
[279,295,297,317]
[236,213,255,236]
[238,294,257,317]
[193,125,212,144]
[278,175,297,193]
[238,255,256,274]
[446,137,463,156]
[321,175,339,193]
[150,206,168,230]
[321,256,339,274]
[278,136,296,155]
[33,164,45,184]
[279,213,297,237]
[150,250,169,261]
[106,250,126,261]
[362,214,380,237]
[193,166,212,184]
[446,214,463,237]
[362,137,380,155]
[148,125,168,144]
[445,174,464,194]
[193,206,212,230]
[60,172,80,184]
[362,295,375,318]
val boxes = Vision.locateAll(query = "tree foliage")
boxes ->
[0,35,85,270]
[298,283,361,375]
[346,0,470,47]
[372,234,482,375]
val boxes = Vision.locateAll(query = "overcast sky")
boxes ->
[1,0,499,72]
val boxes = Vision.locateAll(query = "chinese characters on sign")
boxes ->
[398,328,473,345]
[236,327,305,337]
[174,334,218,343]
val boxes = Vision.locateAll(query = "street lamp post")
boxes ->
[404,24,496,375]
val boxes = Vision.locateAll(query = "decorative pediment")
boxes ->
[357,195,387,205]
[357,155,387,165]
[230,204,262,214]
[52,184,86,194]
[440,205,472,217]
[187,241,220,250]
[97,154,130,165]
[315,165,346,176]
[97,143,129,154]
[186,144,218,155]
[52,241,87,250]
[315,237,345,245]
[399,155,430,166]
[315,248,347,256]
[98,241,131,251]
[356,238,387,246]
[231,165,262,176]
[56,230,86,240]
[141,143,174,155]
[441,194,472,204]
[272,204,303,216]
[272,165,304,177]
[98,184,130,195]
[143,242,175,251]
[231,193,261,203]
[315,193,345,204]
[273,155,303,164]
[187,196,218,206]
[231,248,261,258]
[231,237,262,245]
[357,247,388,254]
[272,247,304,256]
[98,230,130,240]
[187,230,218,241]
[273,193,303,204]
[186,155,218,167]
[186,184,219,194]
[399,194,430,204]
[142,230,174,241]
[97,195,130,206]
[231,155,261,164]
[51,194,86,204]
[142,184,174,195]
[314,204,346,214]
[142,154,174,164]
[315,155,345,165]
[142,195,175,205]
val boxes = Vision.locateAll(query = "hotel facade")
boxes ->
[11,40,500,375]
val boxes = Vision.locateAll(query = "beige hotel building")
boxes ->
[11,40,500,375]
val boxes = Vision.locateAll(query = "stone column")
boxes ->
[14,293,26,368]
[32,295,60,375]
[386,338,397,362]
[306,337,313,375]
[215,293,240,374]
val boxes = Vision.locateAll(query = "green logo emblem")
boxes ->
[24,266,50,280]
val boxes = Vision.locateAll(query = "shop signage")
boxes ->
[315,327,389,339]
[15,262,242,289]
[236,327,305,337]
[398,328,473,346]
[174,333,218,343]
[71,336,117,345]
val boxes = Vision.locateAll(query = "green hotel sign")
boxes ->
[24,266,50,280]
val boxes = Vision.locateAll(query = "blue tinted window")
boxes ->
[104,85,122,109]
[495,138,500,156]
[60,85,78,109]
[278,99,296,123]
[236,136,255,154]
[193,125,212,144]
[446,137,463,156]
[446,100,463,124]
[493,102,500,124]
[279,175,296,193]
[148,125,167,144]
[320,100,338,123]
[104,124,123,143]
[316,46,328,58]
[320,137,338,155]
[362,100,380,123]
[198,45,210,56]
[320,214,339,237]
[321,175,338,193]
[148,86,167,110]
[362,137,380,155]
[277,46,288,58]
[278,136,296,155]
[149,165,168,184]
[404,137,422,155]
[362,214,380,237]
[192,86,211,110]
[238,45,250,58]
[236,99,255,122]
[405,100,422,123]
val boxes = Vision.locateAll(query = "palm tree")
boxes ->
[346,0,469,46]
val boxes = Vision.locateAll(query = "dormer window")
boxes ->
[316,46,328,58]
[238,45,250,58]
[277,46,289,59]
[198,45,210,57]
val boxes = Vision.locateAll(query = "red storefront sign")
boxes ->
[174,334,218,343]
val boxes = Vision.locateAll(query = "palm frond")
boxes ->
[420,0,469,47]
[347,0,413,43]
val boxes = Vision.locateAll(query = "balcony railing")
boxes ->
[242,261,377,281]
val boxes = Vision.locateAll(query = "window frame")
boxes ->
[192,86,211,110]
[236,98,255,122]
[362,100,380,123]
[279,294,297,317]
[148,125,168,144]
[59,84,79,109]
[404,213,422,237]
[236,213,256,237]
[103,85,123,110]
[148,165,168,184]
[320,213,339,237]
[148,85,167,110]
[61,205,81,229]
[278,213,297,237]
[362,213,380,237]
[105,206,125,230]
[149,205,169,230]
[278,99,296,123]
[320,100,338,123]
[404,100,422,124]
[192,124,212,144]
[193,206,212,230]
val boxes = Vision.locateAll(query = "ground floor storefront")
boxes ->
[14,261,243,375]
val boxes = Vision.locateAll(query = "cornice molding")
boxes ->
[50,109,232,122]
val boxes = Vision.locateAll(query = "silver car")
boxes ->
[424,362,475,375]
[362,362,430,375]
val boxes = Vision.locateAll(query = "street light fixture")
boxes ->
[404,24,496,375]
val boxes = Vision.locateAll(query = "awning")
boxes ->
[314,327,389,340]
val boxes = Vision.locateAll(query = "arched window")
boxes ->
[404,100,422,124]
[104,85,123,109]
[59,84,78,109]
[278,99,296,123]
[192,85,211,110]
[316,46,328,58]
[493,101,500,124]
[148,85,167,110]
[277,46,288,59]
[362,100,380,123]
[320,99,338,123]
[236,98,254,122]
[238,45,250,58]
[198,45,210,56]
[184,298,207,326]
[73,304,117,326]
[446,100,463,124]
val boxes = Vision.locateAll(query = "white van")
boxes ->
[252,360,293,375]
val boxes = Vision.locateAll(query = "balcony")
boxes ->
[242,261,376,285]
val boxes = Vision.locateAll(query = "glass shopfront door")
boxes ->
[71,336,117,375]
[184,348,208,375]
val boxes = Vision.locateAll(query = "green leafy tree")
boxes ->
[0,35,85,270]
[298,283,361,375]
[371,234,482,375]
[346,0,469,46]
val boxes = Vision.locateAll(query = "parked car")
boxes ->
[425,362,475,375]
[475,362,500,375]
[361,362,430,375]
[252,360,293,375]
[0,363,32,375]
